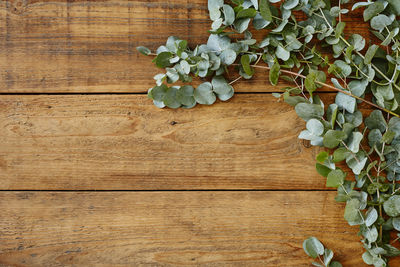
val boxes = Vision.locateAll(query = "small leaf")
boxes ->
[365,207,378,227]
[154,52,173,68]
[222,4,235,25]
[220,49,237,65]
[335,22,346,38]
[303,237,324,259]
[323,130,347,149]
[384,195,400,217]
[365,110,387,132]
[363,1,385,22]
[326,169,346,188]
[344,198,363,226]
[241,54,254,76]
[176,85,196,107]
[194,82,217,105]
[276,45,290,61]
[236,8,257,19]
[269,62,280,86]
[163,86,181,109]
[371,14,393,31]
[259,0,272,22]
[316,151,329,163]
[283,0,299,10]
[305,72,317,95]
[335,93,356,113]
[212,76,233,95]
[347,132,363,153]
[392,217,400,231]
[316,163,332,177]
[349,34,365,51]
[136,46,151,55]
[295,103,324,121]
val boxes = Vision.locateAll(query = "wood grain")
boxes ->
[0,93,345,190]
[0,0,372,93]
[0,191,373,267]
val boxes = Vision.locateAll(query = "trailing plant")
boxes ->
[303,237,342,267]
[137,0,400,265]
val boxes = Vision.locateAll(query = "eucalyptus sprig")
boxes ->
[138,0,400,266]
[303,237,342,267]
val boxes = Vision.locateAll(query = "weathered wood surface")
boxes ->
[0,0,389,266]
[0,94,340,190]
[0,0,370,93]
[0,191,373,267]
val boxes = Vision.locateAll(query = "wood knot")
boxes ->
[302,139,311,148]
[7,0,28,15]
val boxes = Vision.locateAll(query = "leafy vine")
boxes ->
[137,0,400,266]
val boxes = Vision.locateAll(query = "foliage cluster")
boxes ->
[138,0,400,266]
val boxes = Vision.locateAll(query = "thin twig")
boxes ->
[231,64,400,118]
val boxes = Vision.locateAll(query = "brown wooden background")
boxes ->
[0,0,398,266]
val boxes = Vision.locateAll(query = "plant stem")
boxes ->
[232,64,400,118]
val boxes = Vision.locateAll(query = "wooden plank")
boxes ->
[0,0,371,93]
[0,191,376,266]
[0,94,349,190]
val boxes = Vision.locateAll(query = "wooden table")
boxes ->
[0,1,396,266]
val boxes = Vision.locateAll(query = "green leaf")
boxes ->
[335,93,356,113]
[389,117,400,138]
[365,226,378,243]
[349,34,365,52]
[241,54,254,76]
[365,207,378,227]
[194,82,217,105]
[236,8,257,19]
[316,151,329,163]
[323,130,347,149]
[316,163,332,177]
[176,85,196,108]
[269,62,280,86]
[347,132,363,153]
[333,147,348,163]
[259,0,272,22]
[220,49,237,65]
[365,110,387,132]
[234,18,251,33]
[212,76,232,95]
[303,237,324,259]
[388,0,400,15]
[335,22,346,38]
[383,195,400,217]
[329,262,342,267]
[364,45,379,65]
[150,84,168,101]
[305,72,317,95]
[371,14,393,31]
[222,4,235,25]
[392,217,400,231]
[283,0,299,10]
[307,119,324,136]
[136,46,151,55]
[323,248,333,266]
[295,103,324,121]
[363,1,385,21]
[154,52,173,68]
[344,198,363,226]
[348,80,367,97]
[163,86,181,109]
[276,45,290,61]
[326,169,346,188]
[333,60,352,77]
[285,34,302,50]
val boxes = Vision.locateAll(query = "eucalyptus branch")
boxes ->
[233,64,400,118]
